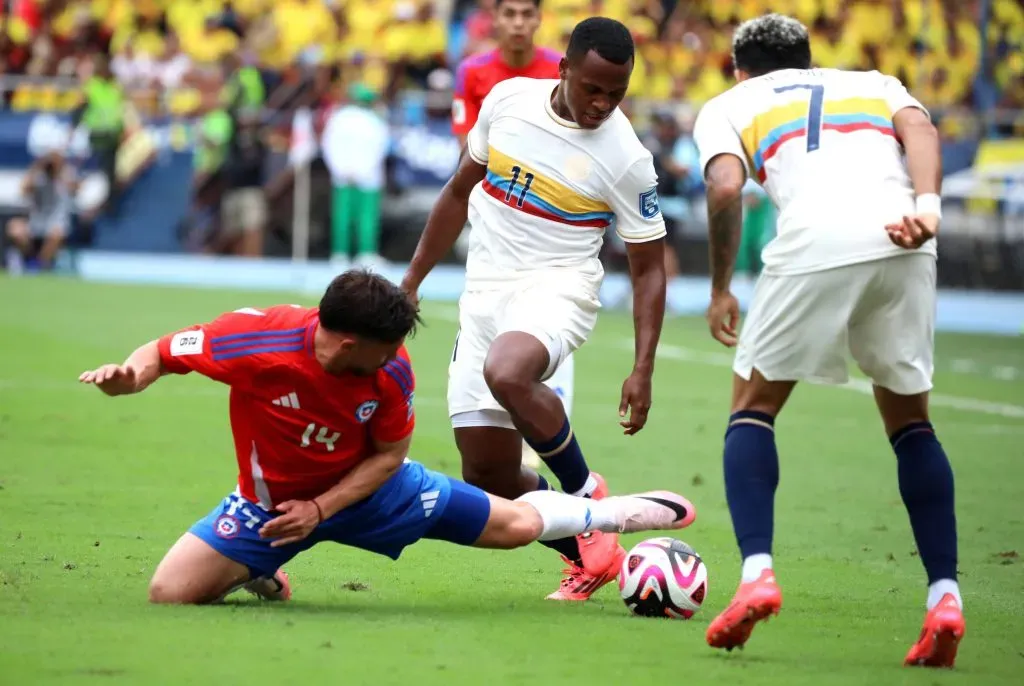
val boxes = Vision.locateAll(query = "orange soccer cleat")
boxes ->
[575,472,621,577]
[547,472,622,601]
[706,568,783,651]
[545,549,626,601]
[904,593,965,668]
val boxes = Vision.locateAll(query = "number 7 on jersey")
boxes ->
[774,84,825,153]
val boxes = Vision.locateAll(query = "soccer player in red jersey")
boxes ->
[452,0,561,147]
[78,270,695,605]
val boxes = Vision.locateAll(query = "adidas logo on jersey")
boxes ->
[272,392,300,409]
[421,490,440,518]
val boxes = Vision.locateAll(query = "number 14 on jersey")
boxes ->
[300,422,340,452]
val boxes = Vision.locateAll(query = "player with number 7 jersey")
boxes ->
[78,269,697,606]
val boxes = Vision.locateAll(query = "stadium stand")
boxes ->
[0,0,1021,292]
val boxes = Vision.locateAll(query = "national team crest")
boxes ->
[355,400,379,423]
[214,515,240,539]
[639,187,661,219]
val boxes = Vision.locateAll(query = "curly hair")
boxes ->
[732,13,812,77]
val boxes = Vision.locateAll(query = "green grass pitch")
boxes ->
[0,276,1021,685]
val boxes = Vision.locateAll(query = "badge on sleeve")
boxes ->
[170,329,205,356]
[452,98,466,125]
[639,188,661,219]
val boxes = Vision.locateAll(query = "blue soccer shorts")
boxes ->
[189,460,492,579]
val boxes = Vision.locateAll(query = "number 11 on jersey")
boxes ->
[505,165,535,208]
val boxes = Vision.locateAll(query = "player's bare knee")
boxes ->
[495,503,544,548]
[482,358,531,404]
[148,576,197,605]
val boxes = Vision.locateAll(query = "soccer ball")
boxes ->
[618,537,708,619]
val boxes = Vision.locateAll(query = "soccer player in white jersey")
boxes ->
[693,14,963,667]
[402,17,693,601]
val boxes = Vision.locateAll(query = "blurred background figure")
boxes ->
[4,150,76,274]
[321,82,390,267]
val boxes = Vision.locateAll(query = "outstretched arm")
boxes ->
[78,340,166,396]
[401,148,487,296]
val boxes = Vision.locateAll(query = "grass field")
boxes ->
[1,276,1022,685]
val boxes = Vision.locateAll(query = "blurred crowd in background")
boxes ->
[0,0,1022,286]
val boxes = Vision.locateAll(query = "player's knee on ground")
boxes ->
[148,573,215,605]
[481,501,544,549]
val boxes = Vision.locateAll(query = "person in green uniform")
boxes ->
[321,83,390,266]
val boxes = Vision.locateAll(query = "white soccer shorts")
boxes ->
[448,276,599,424]
[733,253,936,395]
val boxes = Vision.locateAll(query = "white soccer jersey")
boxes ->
[694,68,934,276]
[464,77,665,288]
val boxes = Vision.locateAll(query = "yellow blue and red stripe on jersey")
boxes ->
[481,146,615,228]
[741,97,895,182]
[210,327,307,361]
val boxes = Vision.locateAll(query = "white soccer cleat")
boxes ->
[604,491,697,533]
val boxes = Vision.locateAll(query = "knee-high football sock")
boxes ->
[723,410,780,582]
[533,474,584,564]
[524,418,596,496]
[892,421,961,609]
[516,490,617,541]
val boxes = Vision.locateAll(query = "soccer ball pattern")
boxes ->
[618,537,708,619]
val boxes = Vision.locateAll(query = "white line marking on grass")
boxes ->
[620,341,1024,420]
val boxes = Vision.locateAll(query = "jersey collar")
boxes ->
[544,86,580,129]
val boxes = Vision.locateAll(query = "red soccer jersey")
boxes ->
[156,305,415,509]
[452,46,562,136]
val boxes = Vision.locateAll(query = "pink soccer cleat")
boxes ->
[243,569,292,601]
[604,490,697,533]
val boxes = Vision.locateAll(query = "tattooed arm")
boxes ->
[705,155,747,296]
[702,155,747,347]
[692,97,750,347]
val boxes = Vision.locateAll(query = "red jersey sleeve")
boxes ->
[452,60,479,136]
[156,308,294,386]
[371,350,416,444]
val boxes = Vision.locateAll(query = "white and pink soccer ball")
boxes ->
[618,537,708,619]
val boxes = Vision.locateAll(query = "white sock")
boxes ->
[741,553,773,583]
[927,579,962,610]
[515,490,616,541]
[570,473,598,498]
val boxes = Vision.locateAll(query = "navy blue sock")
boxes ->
[525,419,591,495]
[532,473,583,564]
[723,410,779,559]
[892,422,958,583]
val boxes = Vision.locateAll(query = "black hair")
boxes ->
[495,0,541,7]
[566,17,634,66]
[319,269,421,343]
[732,14,812,77]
